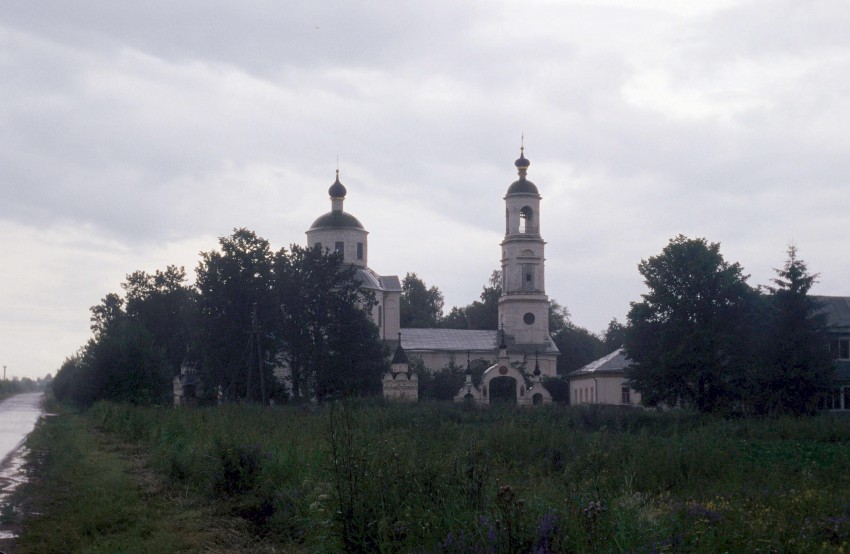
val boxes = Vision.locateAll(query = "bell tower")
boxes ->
[498,146,556,374]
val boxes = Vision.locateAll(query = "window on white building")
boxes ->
[621,386,631,405]
[522,264,535,291]
[832,337,850,360]
[357,242,363,260]
[335,241,344,256]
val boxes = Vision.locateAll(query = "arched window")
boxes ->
[519,206,533,233]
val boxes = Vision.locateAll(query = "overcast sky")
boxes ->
[2,0,849,380]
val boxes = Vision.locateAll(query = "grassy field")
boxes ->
[12,400,850,553]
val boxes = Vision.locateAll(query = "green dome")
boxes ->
[308,211,365,231]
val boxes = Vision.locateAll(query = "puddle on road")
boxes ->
[0,394,46,545]
[0,444,29,540]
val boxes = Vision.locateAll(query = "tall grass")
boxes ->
[82,400,850,552]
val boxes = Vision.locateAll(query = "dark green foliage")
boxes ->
[56,227,386,406]
[89,292,125,337]
[53,320,171,407]
[0,375,46,400]
[122,265,197,377]
[748,246,834,415]
[195,228,276,401]
[414,357,492,401]
[552,322,605,375]
[625,235,759,412]
[542,375,570,403]
[213,442,265,498]
[442,270,502,330]
[417,366,467,401]
[54,266,195,408]
[193,232,389,402]
[275,244,385,401]
[626,237,836,415]
[400,272,445,328]
[602,317,627,351]
[549,301,605,374]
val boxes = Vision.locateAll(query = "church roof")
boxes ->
[506,178,539,196]
[391,342,409,364]
[308,211,365,231]
[399,328,559,355]
[506,146,540,196]
[355,267,401,292]
[509,340,560,356]
[570,348,630,377]
[380,275,402,292]
[328,171,347,198]
[400,329,499,352]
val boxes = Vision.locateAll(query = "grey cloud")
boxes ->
[2,1,484,74]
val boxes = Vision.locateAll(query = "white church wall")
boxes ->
[306,228,368,267]
[570,374,641,406]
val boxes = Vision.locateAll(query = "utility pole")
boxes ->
[2,365,5,381]
[245,303,267,404]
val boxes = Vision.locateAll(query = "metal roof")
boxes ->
[308,210,365,231]
[506,177,539,196]
[380,275,402,292]
[570,348,630,376]
[354,267,384,290]
[400,328,499,352]
[355,268,401,292]
[399,328,559,355]
[390,342,409,364]
[814,296,850,331]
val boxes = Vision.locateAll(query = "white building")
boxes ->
[569,349,642,407]
[306,170,402,342]
[306,148,560,403]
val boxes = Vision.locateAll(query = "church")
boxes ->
[305,147,559,404]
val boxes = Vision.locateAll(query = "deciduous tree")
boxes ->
[602,318,627,351]
[625,235,758,412]
[274,244,384,401]
[442,270,501,330]
[400,273,444,328]
[122,265,196,376]
[195,229,276,400]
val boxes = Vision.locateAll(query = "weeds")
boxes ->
[17,400,850,552]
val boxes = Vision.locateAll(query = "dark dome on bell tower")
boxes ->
[328,169,347,200]
[506,146,539,196]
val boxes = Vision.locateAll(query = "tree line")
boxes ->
[53,229,385,407]
[625,236,834,416]
[52,227,833,415]
[0,375,50,399]
[53,229,621,408]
